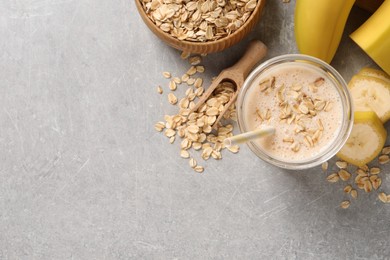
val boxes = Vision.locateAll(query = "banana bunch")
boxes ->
[295,0,390,75]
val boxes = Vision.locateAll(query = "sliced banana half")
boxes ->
[337,111,387,167]
[349,75,390,123]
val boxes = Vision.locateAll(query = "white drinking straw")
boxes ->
[223,126,275,147]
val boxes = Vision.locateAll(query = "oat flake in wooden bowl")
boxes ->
[135,0,266,54]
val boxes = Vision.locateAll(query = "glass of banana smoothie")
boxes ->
[236,54,353,169]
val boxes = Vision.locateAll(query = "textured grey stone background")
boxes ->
[1,0,390,259]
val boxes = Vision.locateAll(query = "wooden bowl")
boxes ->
[135,0,266,54]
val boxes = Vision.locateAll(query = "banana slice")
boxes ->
[358,67,390,83]
[349,75,390,123]
[337,111,387,167]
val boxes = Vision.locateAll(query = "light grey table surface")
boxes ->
[1,0,390,259]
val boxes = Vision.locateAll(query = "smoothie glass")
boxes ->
[236,54,353,170]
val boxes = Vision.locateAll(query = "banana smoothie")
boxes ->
[242,62,344,163]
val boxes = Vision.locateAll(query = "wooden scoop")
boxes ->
[190,40,268,128]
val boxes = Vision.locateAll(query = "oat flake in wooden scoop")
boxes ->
[190,40,267,128]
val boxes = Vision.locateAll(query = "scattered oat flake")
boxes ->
[180,150,190,159]
[372,178,381,190]
[321,162,328,171]
[163,72,171,79]
[187,66,197,76]
[157,86,163,94]
[194,78,203,88]
[196,66,205,73]
[344,185,352,193]
[327,173,339,183]
[382,146,390,155]
[154,122,165,132]
[194,165,204,173]
[195,87,204,97]
[181,51,190,60]
[187,78,196,85]
[165,129,176,137]
[370,167,381,175]
[350,189,357,199]
[202,147,213,160]
[189,158,197,168]
[189,56,202,66]
[378,192,388,203]
[356,168,368,176]
[227,145,240,153]
[340,200,350,209]
[379,154,390,164]
[364,181,372,193]
[168,93,178,105]
[338,169,351,181]
[181,74,189,82]
[336,161,347,169]
[369,175,378,182]
[169,80,177,91]
[173,77,182,84]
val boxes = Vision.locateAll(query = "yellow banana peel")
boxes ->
[350,0,390,75]
[294,0,356,64]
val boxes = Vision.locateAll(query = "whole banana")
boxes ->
[294,0,356,64]
[350,0,390,75]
